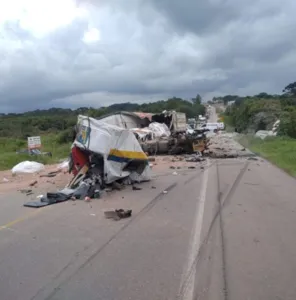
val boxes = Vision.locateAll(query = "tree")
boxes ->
[191,94,202,105]
[254,92,273,99]
[283,82,296,96]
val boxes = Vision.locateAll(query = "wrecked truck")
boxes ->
[68,115,151,189]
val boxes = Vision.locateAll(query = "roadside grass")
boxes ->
[239,135,296,177]
[0,134,71,171]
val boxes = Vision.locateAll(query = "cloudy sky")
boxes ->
[1,0,296,113]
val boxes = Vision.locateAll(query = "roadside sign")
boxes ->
[28,136,42,150]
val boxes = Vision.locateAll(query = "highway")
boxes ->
[0,111,296,299]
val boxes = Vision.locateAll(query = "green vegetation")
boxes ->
[0,96,205,170]
[0,96,205,140]
[213,81,296,176]
[239,135,296,177]
[0,135,71,171]
[220,81,296,138]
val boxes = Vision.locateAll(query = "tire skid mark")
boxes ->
[178,161,249,300]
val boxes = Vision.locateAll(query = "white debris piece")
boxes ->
[58,160,69,170]
[148,122,171,137]
[12,161,45,174]
[255,130,276,140]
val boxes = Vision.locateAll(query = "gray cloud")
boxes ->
[1,0,296,112]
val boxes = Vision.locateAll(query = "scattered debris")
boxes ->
[84,196,91,202]
[185,154,204,162]
[90,213,96,216]
[29,180,38,187]
[163,190,168,194]
[40,170,61,178]
[104,209,132,221]
[248,157,259,161]
[112,182,124,191]
[24,191,71,208]
[206,133,254,158]
[148,157,156,162]
[58,160,69,170]
[2,177,9,183]
[172,172,178,175]
[20,189,32,194]
[151,186,156,189]
[132,186,142,191]
[170,166,176,169]
[188,166,196,169]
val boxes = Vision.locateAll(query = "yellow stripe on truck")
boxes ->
[108,149,148,160]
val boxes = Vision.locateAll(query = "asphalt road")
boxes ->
[0,157,296,300]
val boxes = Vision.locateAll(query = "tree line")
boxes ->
[0,96,205,142]
[221,82,296,138]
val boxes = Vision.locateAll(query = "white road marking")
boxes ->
[179,159,209,300]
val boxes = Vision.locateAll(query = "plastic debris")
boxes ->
[11,161,44,174]
[104,209,132,221]
[84,196,91,202]
[132,186,142,191]
[58,160,69,170]
[12,161,45,174]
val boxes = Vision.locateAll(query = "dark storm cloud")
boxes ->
[1,0,296,112]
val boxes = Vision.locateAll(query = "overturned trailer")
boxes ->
[69,115,151,191]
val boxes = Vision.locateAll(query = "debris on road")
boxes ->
[104,209,132,220]
[58,160,69,171]
[20,189,32,194]
[40,170,61,178]
[12,161,45,174]
[29,180,38,187]
[206,133,254,158]
[24,191,72,208]
[84,196,91,202]
[132,186,142,191]
[2,177,9,183]
[248,157,259,161]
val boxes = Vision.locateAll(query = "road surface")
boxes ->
[0,121,296,299]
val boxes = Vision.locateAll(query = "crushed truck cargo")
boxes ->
[72,115,151,184]
[24,115,151,208]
